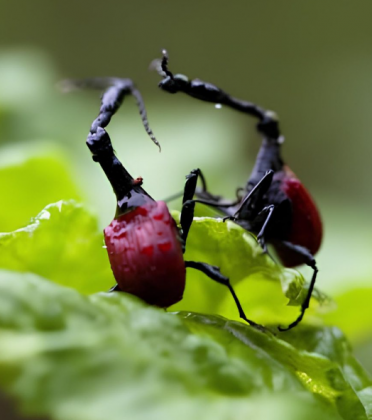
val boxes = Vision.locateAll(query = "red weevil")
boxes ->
[154,51,322,331]
[61,77,261,327]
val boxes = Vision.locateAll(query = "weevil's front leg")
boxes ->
[194,188,241,212]
[275,241,318,331]
[185,261,264,330]
[179,168,240,242]
[179,168,207,244]
[224,170,274,223]
[163,187,239,215]
[153,50,281,140]
[255,205,275,253]
[161,167,208,204]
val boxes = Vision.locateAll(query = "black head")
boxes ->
[158,73,190,94]
[256,111,282,141]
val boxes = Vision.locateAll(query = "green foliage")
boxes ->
[0,201,112,293]
[171,211,317,327]
[323,288,372,345]
[0,270,370,420]
[0,152,371,419]
[0,150,80,232]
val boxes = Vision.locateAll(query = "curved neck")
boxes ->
[94,154,153,217]
[247,138,284,189]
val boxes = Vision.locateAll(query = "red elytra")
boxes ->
[275,166,323,267]
[104,201,186,307]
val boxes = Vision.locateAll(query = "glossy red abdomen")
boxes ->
[104,200,186,307]
[277,167,323,267]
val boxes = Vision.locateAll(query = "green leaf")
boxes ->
[170,212,322,327]
[0,150,81,232]
[0,270,370,420]
[0,201,322,325]
[0,201,113,293]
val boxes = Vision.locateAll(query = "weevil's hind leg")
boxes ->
[109,284,122,292]
[276,241,318,331]
[185,261,264,330]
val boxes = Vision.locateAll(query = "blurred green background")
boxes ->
[0,1,371,370]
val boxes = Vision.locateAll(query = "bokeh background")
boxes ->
[0,1,371,370]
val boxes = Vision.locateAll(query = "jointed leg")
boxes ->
[180,168,208,244]
[223,170,274,222]
[61,77,156,209]
[182,170,274,222]
[256,205,275,253]
[185,260,264,329]
[277,241,318,331]
[179,168,245,240]
[153,50,281,140]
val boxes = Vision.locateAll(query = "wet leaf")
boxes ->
[0,270,370,420]
[0,201,112,294]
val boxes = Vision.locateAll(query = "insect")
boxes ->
[153,50,322,331]
[61,77,260,327]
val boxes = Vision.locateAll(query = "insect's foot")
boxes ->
[278,320,300,332]
[257,236,268,254]
[278,308,305,331]
[240,315,266,332]
[278,325,291,332]
[250,321,266,333]
[223,216,236,223]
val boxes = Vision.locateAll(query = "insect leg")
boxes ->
[179,168,208,244]
[61,78,157,211]
[182,171,274,222]
[109,284,122,292]
[276,241,318,331]
[185,260,264,330]
[60,77,160,150]
[255,205,275,253]
[223,170,274,223]
[180,168,240,241]
[161,190,185,203]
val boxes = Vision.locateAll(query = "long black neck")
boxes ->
[94,154,153,217]
[87,128,153,217]
[75,78,158,217]
[247,137,284,190]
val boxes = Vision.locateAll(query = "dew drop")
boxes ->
[215,103,222,109]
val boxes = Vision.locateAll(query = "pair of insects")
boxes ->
[64,51,322,331]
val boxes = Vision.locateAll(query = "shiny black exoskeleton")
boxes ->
[61,77,260,328]
[153,51,322,331]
